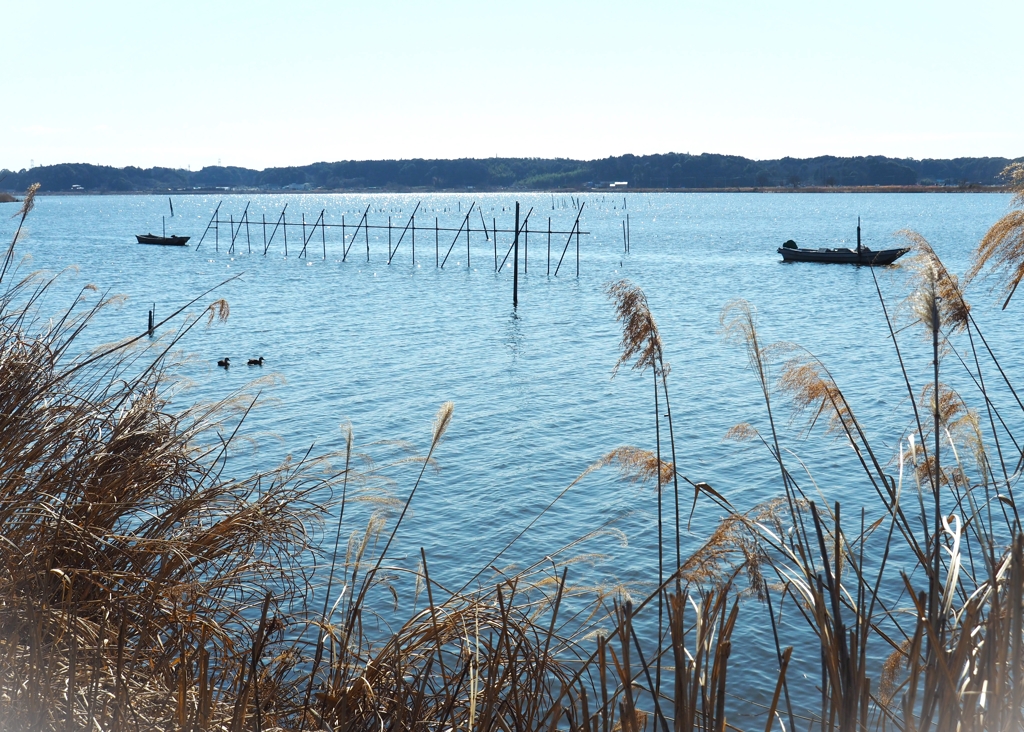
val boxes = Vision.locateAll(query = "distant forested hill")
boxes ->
[0,154,1017,193]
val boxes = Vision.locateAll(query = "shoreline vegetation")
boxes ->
[1,152,1020,194]
[4,163,1024,730]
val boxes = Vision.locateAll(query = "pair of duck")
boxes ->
[218,356,264,368]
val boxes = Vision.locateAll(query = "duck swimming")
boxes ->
[217,357,230,368]
[247,356,264,366]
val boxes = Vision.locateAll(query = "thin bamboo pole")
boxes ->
[264,205,286,255]
[554,203,585,276]
[388,201,421,264]
[548,217,551,275]
[513,202,520,309]
[195,200,222,251]
[524,219,528,273]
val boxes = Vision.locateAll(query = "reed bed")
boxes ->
[3,173,1024,730]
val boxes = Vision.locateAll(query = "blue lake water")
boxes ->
[2,191,1019,712]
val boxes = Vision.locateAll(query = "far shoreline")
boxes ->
[14,184,1009,197]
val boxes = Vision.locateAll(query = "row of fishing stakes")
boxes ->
[194,200,587,306]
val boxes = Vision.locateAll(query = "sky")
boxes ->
[2,0,1021,171]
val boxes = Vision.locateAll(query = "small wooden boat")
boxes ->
[137,198,189,246]
[778,219,909,266]
[136,233,190,246]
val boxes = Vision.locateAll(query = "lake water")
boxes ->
[1,191,1019,714]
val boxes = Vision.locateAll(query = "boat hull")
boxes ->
[778,246,909,265]
[136,234,190,246]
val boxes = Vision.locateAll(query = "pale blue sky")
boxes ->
[3,0,1020,170]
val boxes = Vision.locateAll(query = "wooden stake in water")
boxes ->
[548,217,552,275]
[576,217,580,277]
[264,204,286,256]
[554,202,585,276]
[195,200,222,251]
[513,202,520,309]
[147,308,154,337]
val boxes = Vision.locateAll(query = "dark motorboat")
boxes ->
[136,233,190,246]
[778,219,909,266]
[137,198,189,246]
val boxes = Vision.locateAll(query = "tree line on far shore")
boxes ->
[1,153,1019,193]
